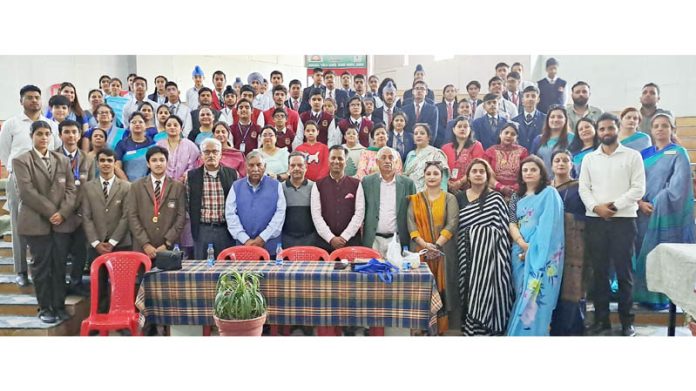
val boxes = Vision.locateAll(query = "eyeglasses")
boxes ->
[97,111,111,115]
[202,150,220,155]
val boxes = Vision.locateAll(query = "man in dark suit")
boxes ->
[373,80,401,131]
[361,146,416,255]
[435,84,458,147]
[512,85,547,151]
[286,79,303,112]
[323,70,349,119]
[81,148,132,312]
[13,120,77,323]
[126,146,186,259]
[465,80,483,115]
[401,64,435,105]
[300,67,326,114]
[187,138,238,259]
[400,80,439,144]
[55,119,95,295]
[340,71,354,96]
[471,93,508,150]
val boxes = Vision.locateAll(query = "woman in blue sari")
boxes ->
[619,107,652,151]
[634,113,696,308]
[507,156,565,336]
[568,118,599,177]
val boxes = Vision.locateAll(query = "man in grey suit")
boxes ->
[55,120,95,295]
[361,146,416,256]
[13,121,76,323]
[81,148,131,312]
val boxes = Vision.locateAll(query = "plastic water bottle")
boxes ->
[275,243,284,266]
[173,244,180,253]
[207,243,215,267]
[402,246,411,271]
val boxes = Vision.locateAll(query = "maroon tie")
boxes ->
[293,100,299,111]
[446,104,453,121]
[415,104,421,122]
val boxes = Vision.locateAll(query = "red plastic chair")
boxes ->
[329,246,385,336]
[329,246,381,262]
[274,246,331,336]
[278,246,330,262]
[218,245,270,261]
[80,251,151,336]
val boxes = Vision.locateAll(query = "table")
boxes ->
[646,243,696,336]
[135,260,442,334]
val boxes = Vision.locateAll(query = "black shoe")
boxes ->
[38,309,57,324]
[586,322,612,335]
[55,308,71,321]
[621,324,636,337]
[15,273,29,287]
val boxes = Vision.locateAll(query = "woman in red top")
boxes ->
[441,116,484,192]
[483,121,529,197]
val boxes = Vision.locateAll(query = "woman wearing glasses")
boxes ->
[407,161,459,334]
[403,123,449,192]
[254,126,289,182]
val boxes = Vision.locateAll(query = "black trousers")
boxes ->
[64,226,88,287]
[25,233,70,311]
[585,217,637,326]
[194,224,235,260]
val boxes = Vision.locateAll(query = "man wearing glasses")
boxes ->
[187,138,238,259]
[401,80,439,143]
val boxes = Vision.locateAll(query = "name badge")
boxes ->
[116,200,121,204]
[168,201,175,208]
[451,169,459,178]
[239,142,246,153]
[126,150,137,155]
[58,177,66,183]
[665,150,677,155]
[80,173,87,180]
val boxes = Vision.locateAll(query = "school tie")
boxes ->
[446,103,453,121]
[103,181,109,200]
[396,133,404,157]
[328,90,333,100]
[69,153,77,172]
[386,108,393,127]
[293,100,299,111]
[415,104,421,122]
[489,116,497,129]
[512,93,519,106]
[154,180,161,201]
[42,157,51,176]
[170,104,177,115]
[526,113,533,124]
[471,100,477,113]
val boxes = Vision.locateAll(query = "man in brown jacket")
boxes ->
[55,119,95,295]
[126,145,186,259]
[81,148,131,312]
[13,121,77,323]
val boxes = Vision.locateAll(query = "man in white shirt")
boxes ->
[0,85,61,286]
[473,76,518,120]
[165,81,193,136]
[185,65,205,111]
[248,71,273,111]
[122,76,159,127]
[310,145,365,252]
[579,112,646,337]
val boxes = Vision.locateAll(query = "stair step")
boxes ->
[586,302,686,327]
[0,295,89,336]
[0,257,12,273]
[0,241,13,257]
[0,274,34,295]
[0,294,38,316]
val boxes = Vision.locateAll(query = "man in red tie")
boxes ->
[287,79,303,113]
[504,72,523,113]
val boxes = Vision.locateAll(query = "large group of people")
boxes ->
[0,57,694,336]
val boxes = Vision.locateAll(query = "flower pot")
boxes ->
[213,313,267,336]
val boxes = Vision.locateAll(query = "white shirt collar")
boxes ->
[100,175,115,186]
[379,174,396,184]
[63,146,78,158]
[205,169,219,178]
[150,174,166,188]
[33,148,49,159]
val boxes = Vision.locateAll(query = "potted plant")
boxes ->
[213,271,267,336]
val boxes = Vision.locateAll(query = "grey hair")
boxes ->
[200,137,222,152]
[376,146,398,160]
[245,150,266,165]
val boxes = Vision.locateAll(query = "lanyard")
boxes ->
[152,178,167,219]
[239,123,252,142]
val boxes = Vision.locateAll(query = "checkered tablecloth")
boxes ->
[136,260,442,332]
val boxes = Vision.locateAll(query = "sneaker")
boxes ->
[38,309,57,324]
[621,324,636,337]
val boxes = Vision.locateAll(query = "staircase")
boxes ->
[0,177,89,336]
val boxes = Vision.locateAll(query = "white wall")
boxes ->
[530,55,696,117]
[134,55,307,105]
[372,55,532,96]
[0,55,134,119]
